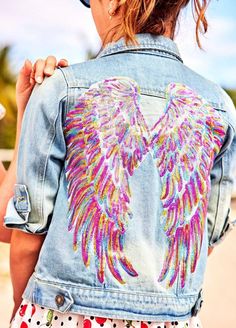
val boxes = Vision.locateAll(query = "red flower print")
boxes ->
[84,319,92,328]
[31,304,36,316]
[19,305,28,317]
[20,322,28,328]
[141,322,149,328]
[95,317,107,325]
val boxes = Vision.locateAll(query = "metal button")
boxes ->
[55,294,65,307]
[17,196,25,203]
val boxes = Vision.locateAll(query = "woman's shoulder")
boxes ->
[181,63,236,128]
[24,68,68,122]
[31,67,68,103]
[58,57,115,88]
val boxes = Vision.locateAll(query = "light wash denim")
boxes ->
[4,33,236,322]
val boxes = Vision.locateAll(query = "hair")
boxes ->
[109,0,210,49]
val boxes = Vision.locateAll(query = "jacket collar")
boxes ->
[97,33,183,63]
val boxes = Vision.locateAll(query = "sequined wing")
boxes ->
[151,83,227,288]
[64,77,149,284]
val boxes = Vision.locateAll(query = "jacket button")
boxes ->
[17,196,25,202]
[55,294,65,307]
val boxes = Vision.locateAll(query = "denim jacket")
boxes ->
[4,33,236,322]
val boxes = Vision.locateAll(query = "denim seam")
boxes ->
[31,274,198,300]
[39,96,66,232]
[63,83,224,111]
[61,308,190,319]
[98,43,182,60]
[209,157,224,246]
[209,119,236,245]
[99,49,183,63]
[58,67,70,114]
[40,127,55,231]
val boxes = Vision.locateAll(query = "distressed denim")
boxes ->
[4,33,236,321]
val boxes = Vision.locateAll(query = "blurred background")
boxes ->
[0,0,235,326]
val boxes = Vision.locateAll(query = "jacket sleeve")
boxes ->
[4,69,68,234]
[207,93,236,247]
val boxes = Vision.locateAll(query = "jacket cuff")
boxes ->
[4,184,46,234]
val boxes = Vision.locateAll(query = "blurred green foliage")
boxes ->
[0,46,235,151]
[0,46,17,149]
[225,89,236,106]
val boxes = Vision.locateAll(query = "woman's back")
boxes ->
[5,33,236,322]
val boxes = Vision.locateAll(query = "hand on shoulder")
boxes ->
[16,56,69,117]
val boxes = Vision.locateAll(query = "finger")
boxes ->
[30,63,36,86]
[16,59,35,88]
[33,59,47,84]
[43,56,57,76]
[19,59,33,78]
[19,59,35,87]
[57,59,69,67]
[23,60,36,86]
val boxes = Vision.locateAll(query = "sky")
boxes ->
[0,0,235,88]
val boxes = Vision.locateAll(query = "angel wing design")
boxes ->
[64,77,150,284]
[151,83,227,288]
[64,77,227,288]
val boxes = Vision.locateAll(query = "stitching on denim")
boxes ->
[67,82,225,110]
[51,307,191,320]
[98,43,181,57]
[209,157,224,245]
[209,119,235,246]
[39,96,66,232]
[99,47,183,63]
[31,274,198,301]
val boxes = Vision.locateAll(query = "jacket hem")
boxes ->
[23,274,203,322]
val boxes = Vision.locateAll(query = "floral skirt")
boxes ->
[10,300,203,328]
